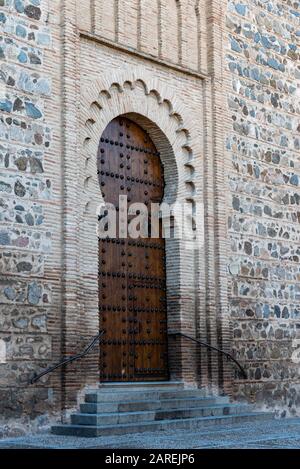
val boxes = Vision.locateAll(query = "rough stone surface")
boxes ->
[0,0,58,438]
[226,0,300,417]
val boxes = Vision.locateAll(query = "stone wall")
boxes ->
[0,0,63,436]
[226,0,300,416]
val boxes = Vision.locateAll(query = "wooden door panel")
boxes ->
[98,117,168,382]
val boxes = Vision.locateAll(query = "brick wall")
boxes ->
[87,0,208,73]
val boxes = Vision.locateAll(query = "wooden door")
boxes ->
[98,117,168,381]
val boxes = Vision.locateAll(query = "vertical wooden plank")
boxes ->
[98,118,168,382]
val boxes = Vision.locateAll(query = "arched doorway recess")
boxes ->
[80,70,204,386]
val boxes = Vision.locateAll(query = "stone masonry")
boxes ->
[0,0,299,437]
[0,0,62,437]
[226,0,300,417]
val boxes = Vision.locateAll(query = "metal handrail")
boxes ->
[29,329,246,383]
[30,330,105,384]
[168,331,247,379]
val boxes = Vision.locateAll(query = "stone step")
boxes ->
[52,411,275,438]
[80,396,229,414]
[154,403,252,421]
[85,389,209,403]
[158,396,229,410]
[98,381,184,390]
[71,404,252,426]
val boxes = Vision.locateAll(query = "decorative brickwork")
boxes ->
[80,66,203,384]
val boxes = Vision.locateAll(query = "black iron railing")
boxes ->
[30,329,246,383]
[30,330,105,384]
[168,331,247,379]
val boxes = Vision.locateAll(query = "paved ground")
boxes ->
[0,418,300,449]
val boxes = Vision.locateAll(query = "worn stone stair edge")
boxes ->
[74,403,252,418]
[98,381,185,387]
[71,408,253,425]
[82,396,230,406]
[52,412,275,437]
[86,389,204,395]
[85,390,216,402]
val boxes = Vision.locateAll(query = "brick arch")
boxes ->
[79,66,202,383]
[81,71,199,206]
